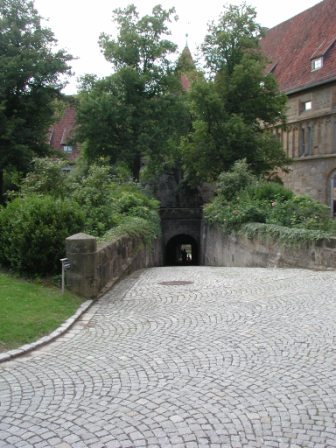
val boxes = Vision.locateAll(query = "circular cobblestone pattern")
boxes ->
[1,266,336,448]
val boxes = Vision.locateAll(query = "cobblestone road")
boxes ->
[1,267,336,448]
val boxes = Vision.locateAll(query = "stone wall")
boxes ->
[275,82,336,207]
[160,208,202,246]
[201,223,336,270]
[280,155,336,205]
[65,233,162,298]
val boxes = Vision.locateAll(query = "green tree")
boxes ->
[181,3,289,185]
[0,0,72,201]
[77,4,189,180]
[19,157,70,198]
[202,2,261,77]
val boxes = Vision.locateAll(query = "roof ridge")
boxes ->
[260,0,336,93]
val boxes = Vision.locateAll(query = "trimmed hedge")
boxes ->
[0,195,84,275]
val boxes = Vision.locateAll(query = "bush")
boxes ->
[204,197,266,232]
[216,159,256,201]
[20,158,71,198]
[267,195,334,231]
[204,161,336,237]
[114,189,160,221]
[0,160,160,277]
[68,163,160,237]
[0,195,84,276]
[100,216,160,244]
[242,223,331,246]
[69,164,119,236]
[243,181,293,203]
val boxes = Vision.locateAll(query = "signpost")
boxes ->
[60,258,71,294]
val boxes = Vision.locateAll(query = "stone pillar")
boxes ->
[66,233,97,298]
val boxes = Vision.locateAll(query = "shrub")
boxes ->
[0,195,84,276]
[114,189,160,221]
[100,216,160,244]
[242,223,331,246]
[243,181,293,203]
[70,164,118,236]
[204,163,336,237]
[68,163,160,237]
[204,197,266,232]
[267,195,334,231]
[20,158,70,198]
[216,159,256,201]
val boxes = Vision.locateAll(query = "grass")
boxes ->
[0,272,85,352]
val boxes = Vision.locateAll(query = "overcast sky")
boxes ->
[34,0,321,94]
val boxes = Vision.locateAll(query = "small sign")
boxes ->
[63,261,71,270]
[60,258,71,294]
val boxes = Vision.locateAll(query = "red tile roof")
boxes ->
[260,0,336,93]
[181,73,191,91]
[49,106,76,148]
[48,106,79,160]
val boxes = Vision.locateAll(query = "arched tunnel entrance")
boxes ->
[165,234,199,266]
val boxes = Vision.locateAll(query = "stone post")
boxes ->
[66,233,97,298]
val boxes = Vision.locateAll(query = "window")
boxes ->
[61,165,72,174]
[311,57,323,71]
[330,172,336,217]
[63,145,73,154]
[300,128,305,156]
[307,126,313,155]
[303,100,312,111]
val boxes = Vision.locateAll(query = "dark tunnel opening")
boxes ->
[165,234,199,266]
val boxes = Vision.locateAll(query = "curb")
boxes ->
[0,299,94,364]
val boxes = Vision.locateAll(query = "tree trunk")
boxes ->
[0,168,4,204]
[132,154,141,182]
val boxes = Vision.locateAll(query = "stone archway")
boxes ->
[165,234,199,266]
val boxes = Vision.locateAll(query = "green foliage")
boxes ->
[77,4,188,181]
[181,3,288,185]
[216,159,256,201]
[0,0,72,200]
[202,3,262,76]
[267,196,335,231]
[241,223,331,247]
[99,4,177,77]
[0,195,84,275]
[204,199,265,231]
[20,158,70,198]
[67,162,160,237]
[204,160,336,239]
[243,180,293,203]
[100,216,160,245]
[114,187,160,222]
[0,158,161,276]
[16,158,161,240]
[69,163,119,236]
[175,46,197,77]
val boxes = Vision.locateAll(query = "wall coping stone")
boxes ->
[66,233,97,254]
[201,222,336,271]
[66,233,162,298]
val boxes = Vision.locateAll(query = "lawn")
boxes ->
[0,272,85,352]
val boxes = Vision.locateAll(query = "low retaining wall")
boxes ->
[201,223,336,270]
[65,233,162,298]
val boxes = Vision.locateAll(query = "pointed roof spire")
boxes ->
[176,44,197,92]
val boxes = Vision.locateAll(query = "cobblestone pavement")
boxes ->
[1,267,336,448]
